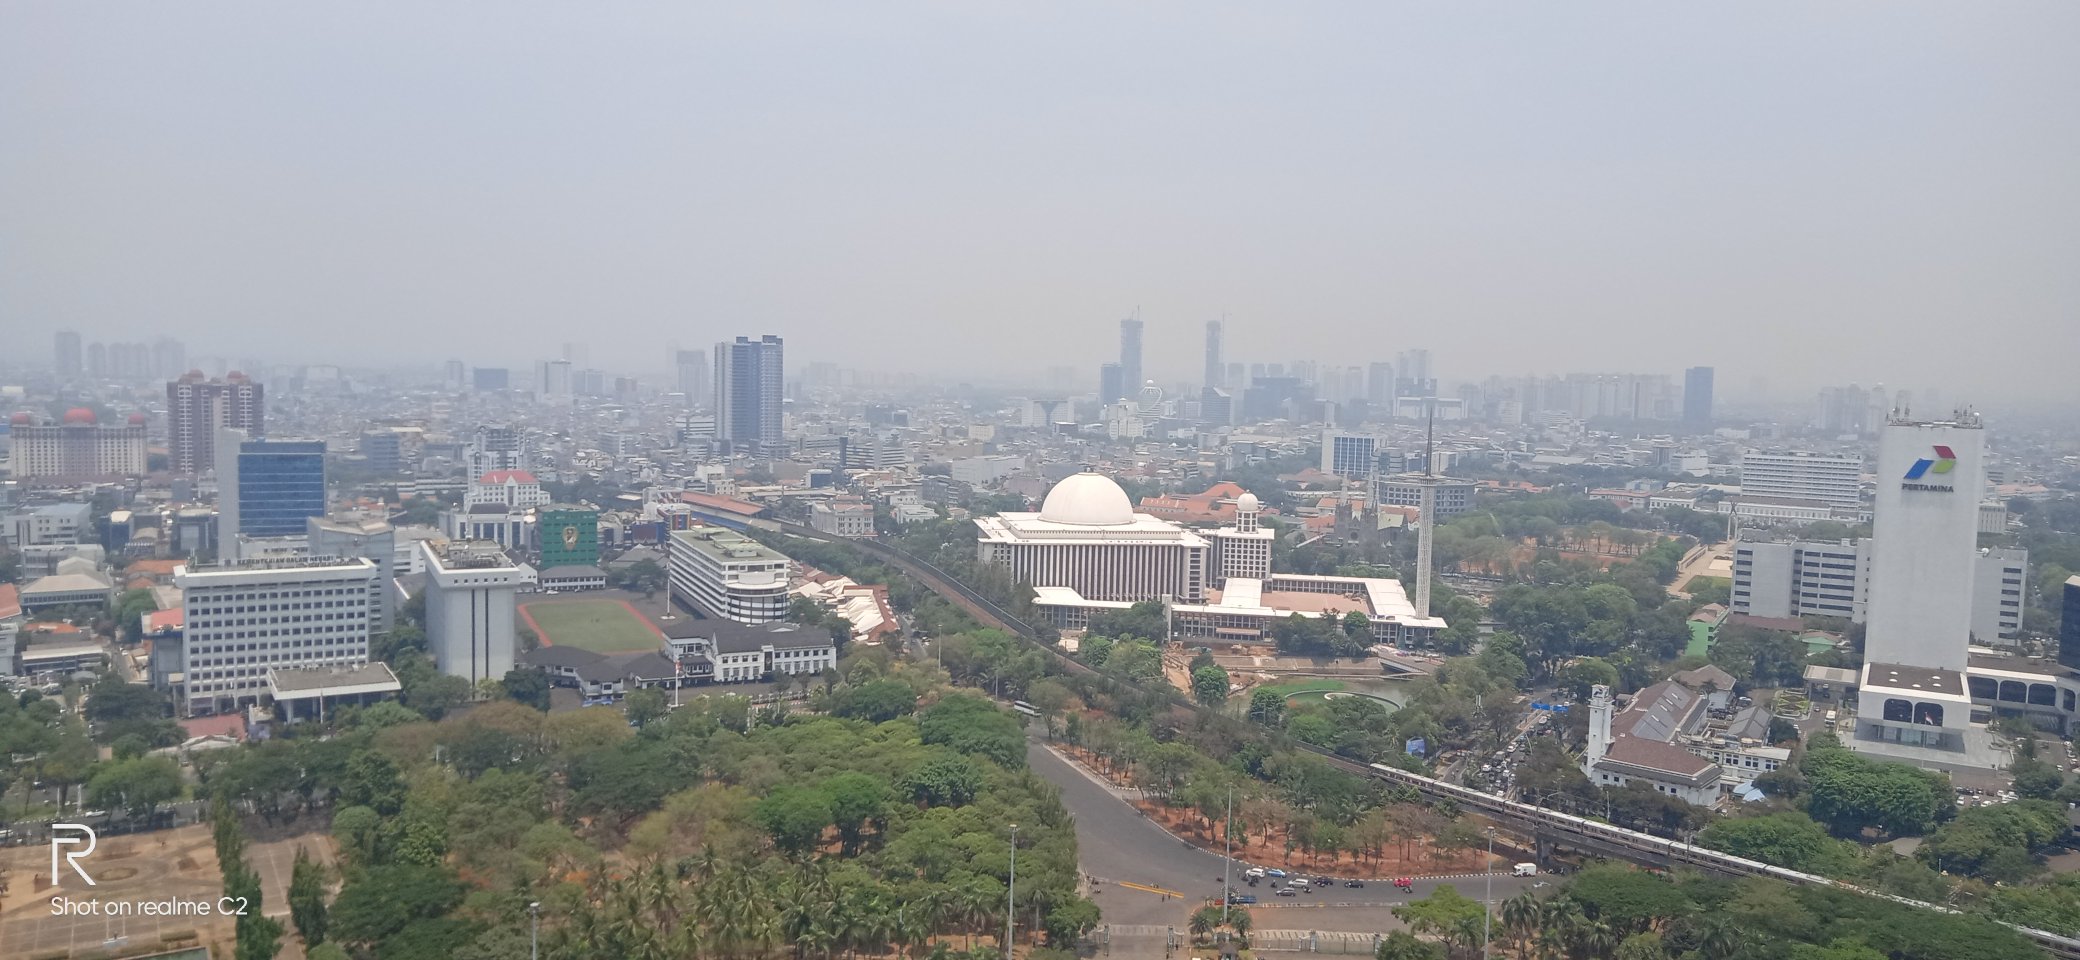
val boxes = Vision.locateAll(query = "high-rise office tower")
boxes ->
[443,360,467,389]
[536,359,574,405]
[1864,414,1986,674]
[1395,349,1431,388]
[167,371,265,474]
[152,338,187,379]
[2061,576,2080,673]
[1684,366,1715,430]
[54,331,82,376]
[675,349,709,406]
[715,335,784,453]
[216,429,327,550]
[1098,363,1124,403]
[1119,318,1144,396]
[1366,362,1395,405]
[1856,413,1986,753]
[1203,320,1223,389]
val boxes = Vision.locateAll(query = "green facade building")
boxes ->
[538,505,600,568]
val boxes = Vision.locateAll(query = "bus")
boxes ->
[1012,701,1039,717]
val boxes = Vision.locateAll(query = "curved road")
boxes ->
[1027,733,1544,928]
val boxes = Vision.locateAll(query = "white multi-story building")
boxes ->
[975,472,1211,603]
[1208,493,1274,586]
[1979,501,2010,536]
[1971,547,2028,646]
[668,527,792,623]
[1737,451,1864,508]
[7,503,92,546]
[810,500,875,539]
[1730,538,1872,621]
[466,469,551,509]
[171,556,381,715]
[1858,416,1986,755]
[421,540,526,686]
[1376,476,1476,520]
[950,455,1026,486]
[1732,536,2025,645]
[7,411,147,479]
[307,517,397,636]
[1320,431,1377,481]
[0,584,22,678]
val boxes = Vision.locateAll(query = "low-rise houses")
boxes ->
[520,619,837,698]
[1582,671,1791,808]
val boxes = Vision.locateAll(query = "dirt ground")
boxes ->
[1060,746,1493,878]
[0,823,335,960]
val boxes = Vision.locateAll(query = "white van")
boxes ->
[1511,863,1538,877]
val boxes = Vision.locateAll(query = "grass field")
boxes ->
[1254,678,1346,699]
[520,599,663,653]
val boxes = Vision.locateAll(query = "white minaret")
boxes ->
[1585,684,1615,766]
[1235,492,1260,533]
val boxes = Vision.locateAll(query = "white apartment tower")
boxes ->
[420,540,526,686]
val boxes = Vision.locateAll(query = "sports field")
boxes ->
[519,598,664,653]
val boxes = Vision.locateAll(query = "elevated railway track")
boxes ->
[763,522,2080,958]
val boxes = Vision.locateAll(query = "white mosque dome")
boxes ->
[1039,472,1137,526]
[1236,492,1260,512]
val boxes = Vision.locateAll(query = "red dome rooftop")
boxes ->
[127,413,147,425]
[63,408,96,424]
[8,412,30,425]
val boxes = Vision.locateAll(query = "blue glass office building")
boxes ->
[235,440,327,537]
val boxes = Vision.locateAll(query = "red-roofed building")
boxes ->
[678,491,770,519]
[1138,481,1259,525]
[0,583,20,621]
[180,713,247,743]
[467,470,549,509]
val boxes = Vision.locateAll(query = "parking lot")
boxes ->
[0,823,331,960]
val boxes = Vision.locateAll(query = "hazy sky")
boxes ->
[6,4,2078,403]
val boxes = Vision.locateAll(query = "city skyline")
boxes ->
[5,5,2078,403]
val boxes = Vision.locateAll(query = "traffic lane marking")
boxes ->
[1115,880,1188,898]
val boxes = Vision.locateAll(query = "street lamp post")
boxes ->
[1482,827,1494,960]
[1221,785,1233,923]
[529,900,541,960]
[1006,824,1019,960]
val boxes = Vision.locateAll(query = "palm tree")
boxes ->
[1501,892,1541,955]
[1187,907,1217,943]
[1227,907,1253,947]
[1696,916,1740,960]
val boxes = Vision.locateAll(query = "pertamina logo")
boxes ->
[1902,445,1957,492]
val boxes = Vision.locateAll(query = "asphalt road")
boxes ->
[1026,734,1546,929]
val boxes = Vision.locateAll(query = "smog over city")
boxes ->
[3,6,2080,960]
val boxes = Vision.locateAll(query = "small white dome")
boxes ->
[1039,472,1136,526]
[1236,492,1260,512]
